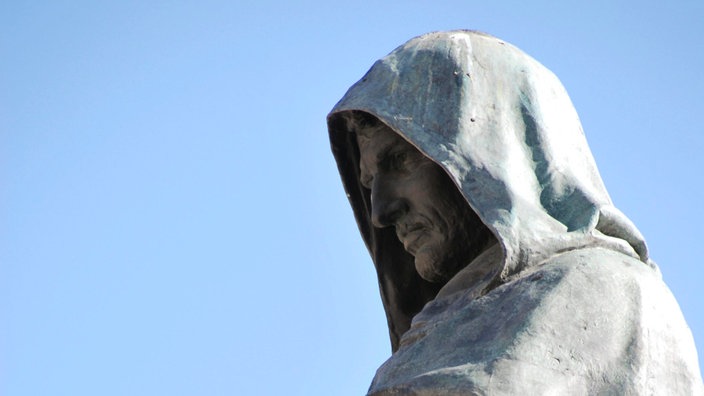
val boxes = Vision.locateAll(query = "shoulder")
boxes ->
[522,247,703,394]
[370,247,703,395]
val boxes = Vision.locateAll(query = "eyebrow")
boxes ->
[360,143,394,180]
[375,145,395,163]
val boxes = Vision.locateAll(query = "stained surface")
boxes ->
[329,31,702,394]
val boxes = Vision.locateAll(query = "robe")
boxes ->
[369,246,701,394]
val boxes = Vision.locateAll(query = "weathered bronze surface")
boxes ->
[328,30,703,395]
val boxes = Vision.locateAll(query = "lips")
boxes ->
[397,224,426,254]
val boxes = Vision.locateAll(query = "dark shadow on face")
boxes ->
[354,117,496,284]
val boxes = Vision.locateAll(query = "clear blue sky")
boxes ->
[2,1,702,395]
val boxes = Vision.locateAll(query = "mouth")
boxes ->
[397,224,426,255]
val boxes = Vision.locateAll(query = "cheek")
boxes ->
[403,162,469,233]
[427,175,476,239]
[425,173,465,221]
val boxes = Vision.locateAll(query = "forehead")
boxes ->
[355,123,409,157]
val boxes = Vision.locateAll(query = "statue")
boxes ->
[327,31,703,395]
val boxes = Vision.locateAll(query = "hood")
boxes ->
[327,30,653,352]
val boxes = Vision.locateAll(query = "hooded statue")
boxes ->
[327,31,703,395]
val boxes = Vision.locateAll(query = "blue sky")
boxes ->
[2,1,702,395]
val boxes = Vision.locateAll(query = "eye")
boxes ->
[388,151,408,169]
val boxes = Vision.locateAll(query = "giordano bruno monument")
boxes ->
[327,30,703,395]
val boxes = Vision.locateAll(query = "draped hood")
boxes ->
[327,30,654,352]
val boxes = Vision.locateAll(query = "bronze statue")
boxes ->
[328,30,703,394]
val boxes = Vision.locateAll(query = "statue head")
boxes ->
[350,112,495,284]
[328,30,651,351]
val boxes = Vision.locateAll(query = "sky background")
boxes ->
[2,1,703,395]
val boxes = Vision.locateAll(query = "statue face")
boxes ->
[356,124,492,283]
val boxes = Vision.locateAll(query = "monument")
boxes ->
[327,31,703,394]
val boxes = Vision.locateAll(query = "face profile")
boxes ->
[355,118,495,284]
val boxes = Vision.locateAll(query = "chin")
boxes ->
[414,251,456,284]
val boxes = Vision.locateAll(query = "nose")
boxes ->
[370,177,408,228]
